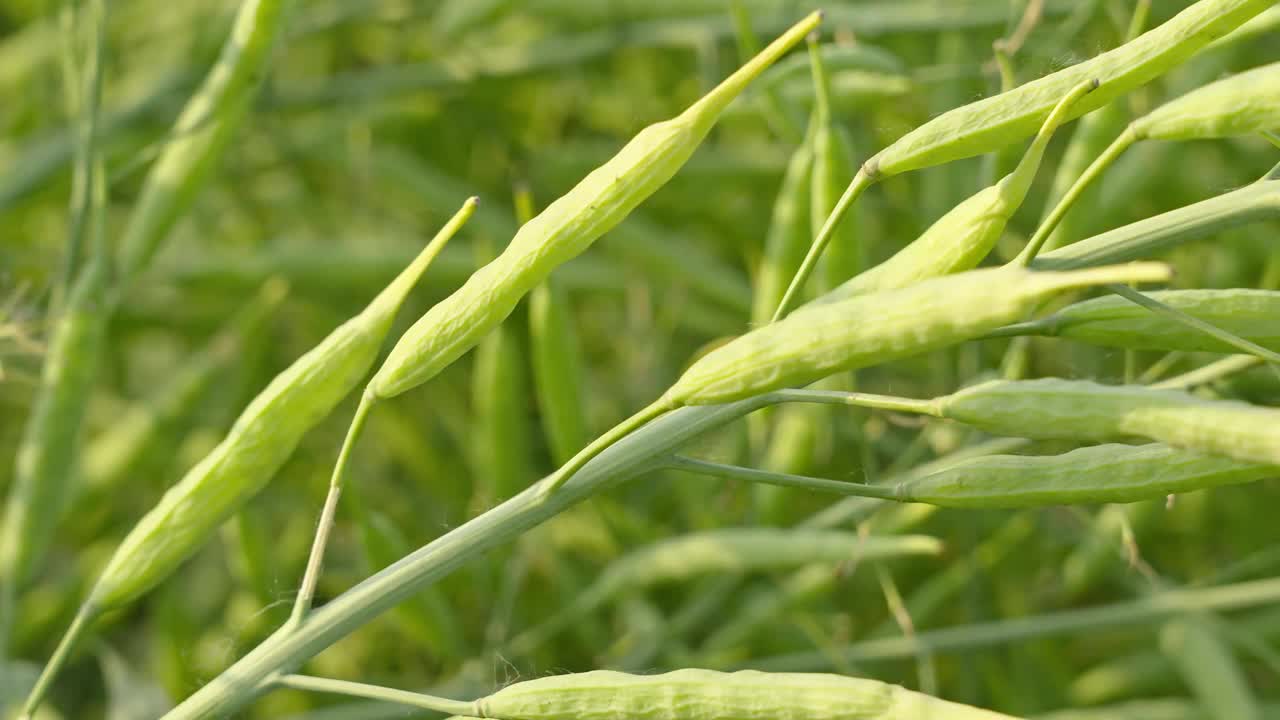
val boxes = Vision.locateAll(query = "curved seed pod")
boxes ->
[936,378,1280,466]
[1002,289,1280,352]
[869,0,1271,177]
[476,669,1018,720]
[366,12,821,402]
[19,200,477,720]
[751,132,813,328]
[1133,60,1280,142]
[0,260,109,601]
[809,78,1096,308]
[509,528,941,654]
[472,278,532,501]
[777,0,1271,316]
[1020,60,1280,263]
[669,263,1171,406]
[116,0,290,285]
[529,279,589,466]
[1161,617,1262,720]
[892,444,1276,508]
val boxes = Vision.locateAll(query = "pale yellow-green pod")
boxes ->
[937,378,1280,467]
[669,263,1171,406]
[367,12,821,401]
[1131,60,1280,142]
[475,669,1019,720]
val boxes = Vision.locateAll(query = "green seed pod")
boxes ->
[509,528,941,654]
[810,78,1096,307]
[936,378,1280,467]
[0,261,108,594]
[472,290,532,501]
[752,135,813,327]
[868,0,1272,177]
[1006,289,1280,352]
[476,669,1018,720]
[19,200,478,720]
[670,263,1171,405]
[1133,60,1280,142]
[529,279,590,466]
[116,0,290,285]
[93,203,474,611]
[892,443,1276,508]
[366,12,821,401]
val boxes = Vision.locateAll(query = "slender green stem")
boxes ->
[1017,126,1136,265]
[665,456,897,500]
[1262,130,1280,151]
[291,391,377,625]
[773,169,876,321]
[19,604,99,720]
[1105,284,1280,380]
[747,577,1280,671]
[538,396,676,498]
[274,675,478,716]
[771,387,941,416]
[1152,354,1263,390]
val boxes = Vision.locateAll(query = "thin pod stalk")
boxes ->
[808,78,1098,308]
[773,0,1272,319]
[290,198,479,625]
[23,199,477,719]
[1019,60,1280,264]
[116,0,290,286]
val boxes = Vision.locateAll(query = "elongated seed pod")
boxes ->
[776,0,1271,317]
[475,669,1018,720]
[116,0,290,285]
[809,79,1096,307]
[669,263,1171,405]
[366,12,820,401]
[892,444,1276,508]
[752,133,813,327]
[509,529,941,654]
[870,0,1272,177]
[1004,289,1280,352]
[18,201,478,720]
[529,279,589,466]
[0,261,108,595]
[935,378,1280,466]
[1133,60,1280,142]
[472,282,532,501]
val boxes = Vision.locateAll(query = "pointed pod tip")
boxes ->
[467,195,480,207]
